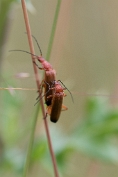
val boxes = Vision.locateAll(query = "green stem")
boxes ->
[46,0,62,61]
[0,0,15,72]
[23,106,40,177]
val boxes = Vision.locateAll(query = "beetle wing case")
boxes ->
[50,93,63,123]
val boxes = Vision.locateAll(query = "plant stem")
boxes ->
[46,0,62,60]
[85,161,99,177]
[0,0,14,74]
[21,0,60,177]
[23,106,40,177]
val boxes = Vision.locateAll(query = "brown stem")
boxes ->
[85,161,99,177]
[21,0,59,177]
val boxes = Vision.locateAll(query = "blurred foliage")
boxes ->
[0,0,34,64]
[1,85,23,146]
[72,98,118,163]
[1,0,118,177]
[0,81,25,175]
[1,92,118,176]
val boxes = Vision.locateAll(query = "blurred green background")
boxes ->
[1,0,118,177]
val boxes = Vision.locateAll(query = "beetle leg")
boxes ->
[33,61,44,70]
[46,105,52,115]
[36,79,45,100]
[47,94,53,99]
[61,104,68,111]
[46,104,67,114]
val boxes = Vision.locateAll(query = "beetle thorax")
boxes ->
[42,61,53,71]
[37,56,53,71]
[55,84,63,93]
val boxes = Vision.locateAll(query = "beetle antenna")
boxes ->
[31,35,42,56]
[58,80,74,103]
[25,32,42,56]
[9,50,38,58]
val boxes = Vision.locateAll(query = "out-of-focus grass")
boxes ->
[1,1,118,177]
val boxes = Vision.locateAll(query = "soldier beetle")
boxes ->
[9,35,56,106]
[9,36,74,123]
[42,80,73,123]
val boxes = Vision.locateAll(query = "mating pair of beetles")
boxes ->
[10,35,73,123]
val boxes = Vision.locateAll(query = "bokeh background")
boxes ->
[1,0,118,177]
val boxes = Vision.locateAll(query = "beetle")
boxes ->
[45,80,73,123]
[9,35,56,106]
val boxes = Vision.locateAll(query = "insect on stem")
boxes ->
[46,80,68,123]
[9,36,73,124]
[9,35,56,106]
